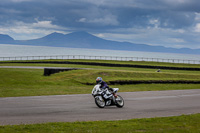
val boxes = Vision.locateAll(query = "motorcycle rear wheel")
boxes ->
[115,95,124,108]
[95,96,106,108]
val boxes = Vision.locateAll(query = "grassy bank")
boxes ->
[0,67,200,97]
[0,60,200,97]
[1,114,200,133]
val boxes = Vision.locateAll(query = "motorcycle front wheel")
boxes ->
[115,95,124,108]
[95,95,105,108]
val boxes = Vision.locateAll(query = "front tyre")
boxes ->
[115,95,124,108]
[95,96,105,108]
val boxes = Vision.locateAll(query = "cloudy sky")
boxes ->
[0,0,200,49]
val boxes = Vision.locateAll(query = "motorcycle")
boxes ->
[91,84,124,108]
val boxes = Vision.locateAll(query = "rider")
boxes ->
[96,77,113,99]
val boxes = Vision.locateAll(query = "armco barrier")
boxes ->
[0,55,200,64]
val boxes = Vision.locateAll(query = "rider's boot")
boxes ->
[112,93,117,103]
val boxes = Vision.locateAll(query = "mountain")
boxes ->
[0,34,15,43]
[19,31,111,48]
[1,31,200,55]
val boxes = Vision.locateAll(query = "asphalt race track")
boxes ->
[0,89,200,125]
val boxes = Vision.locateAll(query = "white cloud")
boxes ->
[174,29,185,33]
[32,20,63,29]
[149,19,160,28]
[89,15,119,26]
[195,23,200,32]
[11,20,66,33]
[168,38,185,43]
[0,20,67,40]
[95,33,105,38]
[93,26,193,48]
[166,0,187,3]
[78,14,119,26]
[173,44,186,48]
[78,18,87,22]
[195,13,200,21]
[10,0,32,2]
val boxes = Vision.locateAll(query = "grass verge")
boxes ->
[0,68,200,97]
[0,114,200,133]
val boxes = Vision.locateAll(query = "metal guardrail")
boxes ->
[0,55,200,64]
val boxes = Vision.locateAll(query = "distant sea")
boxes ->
[0,44,200,62]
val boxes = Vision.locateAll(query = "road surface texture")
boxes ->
[0,89,200,125]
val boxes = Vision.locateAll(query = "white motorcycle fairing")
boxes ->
[91,84,124,108]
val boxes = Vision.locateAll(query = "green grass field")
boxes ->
[1,114,200,133]
[0,60,200,97]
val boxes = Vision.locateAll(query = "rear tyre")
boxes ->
[115,95,124,108]
[95,96,105,108]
